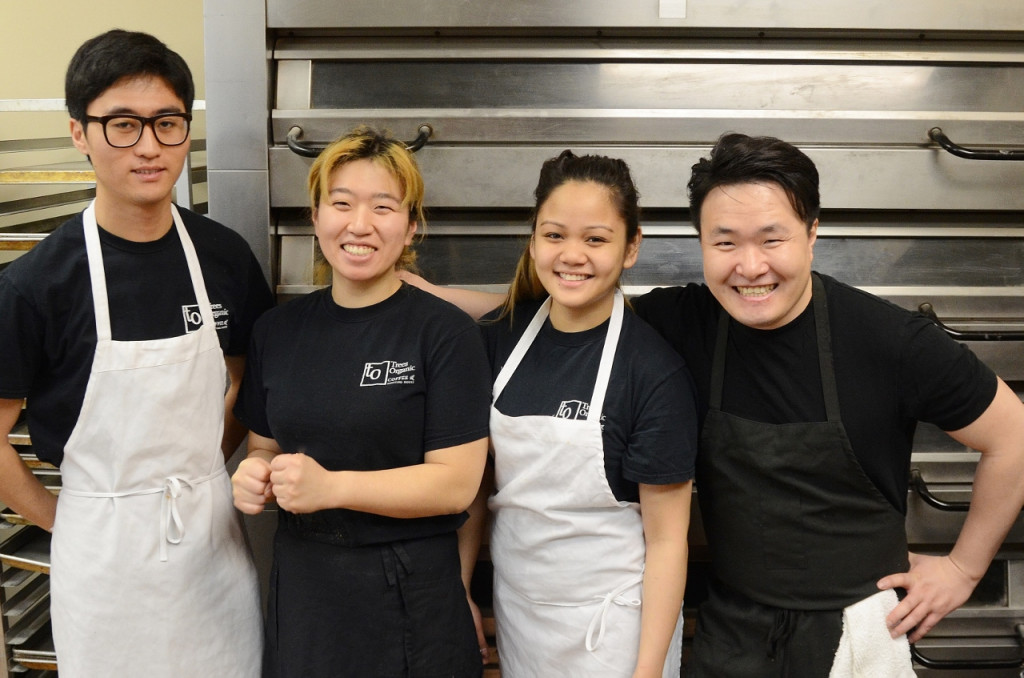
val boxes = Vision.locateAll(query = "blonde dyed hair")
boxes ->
[308,126,425,283]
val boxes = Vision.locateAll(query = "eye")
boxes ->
[331,200,351,209]
[541,231,564,241]
[374,204,396,213]
[110,118,139,131]
[585,235,610,244]
[712,240,735,250]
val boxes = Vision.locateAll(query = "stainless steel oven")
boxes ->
[204,1,1024,673]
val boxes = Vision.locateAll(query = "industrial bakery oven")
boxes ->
[204,1,1024,674]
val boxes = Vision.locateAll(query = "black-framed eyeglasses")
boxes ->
[83,113,192,148]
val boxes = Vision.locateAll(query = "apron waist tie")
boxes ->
[585,572,644,652]
[766,607,798,660]
[381,542,414,587]
[63,467,226,562]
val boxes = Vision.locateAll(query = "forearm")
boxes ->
[221,355,248,460]
[327,456,484,519]
[0,443,57,531]
[949,448,1024,580]
[634,538,687,677]
[634,481,691,677]
[221,407,247,461]
[458,465,493,591]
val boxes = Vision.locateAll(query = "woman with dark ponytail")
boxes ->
[460,150,699,677]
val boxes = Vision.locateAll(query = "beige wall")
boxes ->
[0,1,205,140]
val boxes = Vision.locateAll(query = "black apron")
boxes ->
[264,525,481,678]
[698,273,908,609]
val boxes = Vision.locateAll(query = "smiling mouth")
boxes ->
[558,272,591,281]
[736,284,777,297]
[133,168,162,175]
[343,244,375,255]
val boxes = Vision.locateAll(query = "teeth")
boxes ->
[559,273,590,281]
[737,284,776,297]
[343,244,374,255]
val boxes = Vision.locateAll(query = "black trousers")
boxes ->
[686,579,844,678]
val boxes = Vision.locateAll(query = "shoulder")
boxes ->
[621,309,688,367]
[819,273,932,345]
[177,206,256,260]
[631,283,717,327]
[1,214,87,294]
[402,284,479,331]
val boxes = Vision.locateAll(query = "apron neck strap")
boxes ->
[492,290,625,423]
[81,201,215,341]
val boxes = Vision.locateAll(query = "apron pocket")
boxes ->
[399,573,481,678]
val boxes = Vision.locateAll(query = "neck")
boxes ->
[547,291,615,333]
[330,270,402,308]
[93,190,174,242]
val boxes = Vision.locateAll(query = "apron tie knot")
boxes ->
[585,573,643,652]
[160,476,195,562]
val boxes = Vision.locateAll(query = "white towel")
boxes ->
[829,589,916,678]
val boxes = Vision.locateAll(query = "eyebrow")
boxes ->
[99,106,187,116]
[538,220,615,232]
[709,223,784,236]
[327,187,402,202]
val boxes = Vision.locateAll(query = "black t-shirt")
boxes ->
[234,284,491,546]
[632,273,998,512]
[480,299,699,503]
[0,207,275,465]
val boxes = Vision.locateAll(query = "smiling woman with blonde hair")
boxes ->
[231,127,491,678]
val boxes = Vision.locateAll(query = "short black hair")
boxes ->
[65,29,194,123]
[688,133,820,234]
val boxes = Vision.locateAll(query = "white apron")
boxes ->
[488,291,683,678]
[49,202,263,677]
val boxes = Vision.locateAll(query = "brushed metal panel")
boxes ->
[204,0,270,173]
[267,0,1024,32]
[305,62,1024,114]
[269,146,1024,210]
[207,170,273,283]
[274,36,1024,65]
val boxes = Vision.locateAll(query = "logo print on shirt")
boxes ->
[361,361,417,386]
[182,305,204,333]
[556,399,590,420]
[181,303,230,333]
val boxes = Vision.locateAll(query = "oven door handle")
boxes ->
[929,127,1024,161]
[909,468,969,512]
[918,303,1024,342]
[286,124,433,158]
[911,625,1024,670]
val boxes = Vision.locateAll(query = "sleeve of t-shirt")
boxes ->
[423,316,491,452]
[622,361,700,486]
[225,254,275,356]
[900,314,999,432]
[0,275,43,398]
[231,316,274,438]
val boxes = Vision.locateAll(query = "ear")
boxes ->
[70,118,89,155]
[405,219,418,246]
[807,219,818,261]
[622,227,642,270]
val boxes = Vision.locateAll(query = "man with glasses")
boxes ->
[0,29,271,677]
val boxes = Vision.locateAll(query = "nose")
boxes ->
[558,239,588,265]
[735,245,769,279]
[133,123,162,156]
[348,206,374,234]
